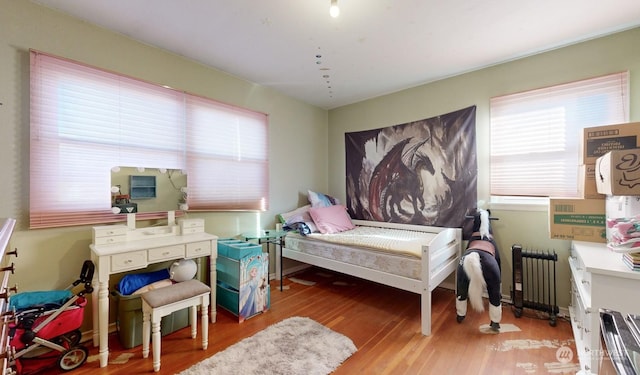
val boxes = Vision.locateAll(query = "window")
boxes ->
[30,50,268,229]
[490,72,629,198]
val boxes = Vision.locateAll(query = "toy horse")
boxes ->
[456,209,502,331]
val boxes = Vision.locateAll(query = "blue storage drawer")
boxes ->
[216,281,240,317]
[217,239,262,259]
[216,256,241,287]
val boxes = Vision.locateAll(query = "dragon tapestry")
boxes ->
[345,105,477,228]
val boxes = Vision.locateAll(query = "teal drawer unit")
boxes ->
[216,252,270,322]
[217,239,262,259]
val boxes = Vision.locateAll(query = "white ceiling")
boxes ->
[32,0,640,110]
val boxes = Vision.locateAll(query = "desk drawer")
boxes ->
[186,241,211,258]
[111,251,147,272]
[148,245,185,262]
[93,225,127,238]
[94,235,126,245]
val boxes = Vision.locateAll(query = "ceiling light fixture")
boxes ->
[330,0,340,18]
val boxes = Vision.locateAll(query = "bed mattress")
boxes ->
[284,226,438,279]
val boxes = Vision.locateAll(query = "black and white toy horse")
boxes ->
[456,209,502,331]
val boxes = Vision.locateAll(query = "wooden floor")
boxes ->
[36,267,579,374]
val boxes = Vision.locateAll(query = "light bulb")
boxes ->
[330,0,339,17]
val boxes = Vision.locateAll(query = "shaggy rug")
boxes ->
[177,317,357,375]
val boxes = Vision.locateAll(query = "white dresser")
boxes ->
[0,218,17,374]
[569,240,640,374]
[90,219,217,368]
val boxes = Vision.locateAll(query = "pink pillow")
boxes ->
[308,205,355,234]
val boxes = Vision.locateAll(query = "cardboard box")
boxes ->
[594,149,640,195]
[578,164,604,199]
[580,122,640,165]
[549,198,606,243]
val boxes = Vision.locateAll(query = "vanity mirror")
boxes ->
[110,167,187,215]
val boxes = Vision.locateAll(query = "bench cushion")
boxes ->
[141,279,210,308]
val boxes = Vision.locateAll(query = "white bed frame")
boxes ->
[281,219,462,336]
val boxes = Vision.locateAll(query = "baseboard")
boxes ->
[80,322,117,345]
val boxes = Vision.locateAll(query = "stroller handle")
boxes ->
[72,260,95,295]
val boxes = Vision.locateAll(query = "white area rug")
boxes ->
[177,317,357,375]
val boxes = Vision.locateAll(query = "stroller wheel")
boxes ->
[56,329,82,347]
[57,346,88,372]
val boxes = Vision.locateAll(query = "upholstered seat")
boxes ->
[141,279,210,372]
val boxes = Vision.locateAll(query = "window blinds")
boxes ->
[489,72,629,197]
[30,50,268,228]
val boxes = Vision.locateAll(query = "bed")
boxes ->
[280,218,462,336]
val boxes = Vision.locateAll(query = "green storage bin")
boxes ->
[114,291,190,349]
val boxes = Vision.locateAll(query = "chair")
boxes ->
[141,279,210,372]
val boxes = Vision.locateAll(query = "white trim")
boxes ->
[489,196,548,212]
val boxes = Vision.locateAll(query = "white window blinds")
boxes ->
[490,72,629,197]
[30,50,268,229]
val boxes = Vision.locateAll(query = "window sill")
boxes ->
[489,196,549,212]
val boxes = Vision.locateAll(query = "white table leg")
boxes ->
[209,253,217,323]
[98,280,110,367]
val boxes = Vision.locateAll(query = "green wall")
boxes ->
[327,27,640,310]
[0,0,327,327]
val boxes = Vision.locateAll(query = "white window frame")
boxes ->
[489,72,629,210]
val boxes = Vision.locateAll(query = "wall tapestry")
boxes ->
[345,105,477,228]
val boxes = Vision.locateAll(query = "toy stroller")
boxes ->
[7,260,94,374]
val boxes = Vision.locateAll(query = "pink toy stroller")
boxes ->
[8,260,94,374]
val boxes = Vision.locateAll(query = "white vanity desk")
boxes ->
[90,216,217,368]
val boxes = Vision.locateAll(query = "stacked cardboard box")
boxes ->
[550,122,640,243]
[578,122,640,199]
[594,149,640,196]
[548,198,606,243]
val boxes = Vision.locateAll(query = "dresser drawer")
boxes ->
[94,235,126,245]
[186,241,211,258]
[93,225,128,244]
[111,250,147,272]
[569,256,591,308]
[148,245,185,262]
[182,226,204,235]
[179,218,204,229]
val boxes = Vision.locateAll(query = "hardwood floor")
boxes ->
[37,267,579,374]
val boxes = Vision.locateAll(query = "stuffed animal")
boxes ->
[456,208,502,331]
[169,258,197,282]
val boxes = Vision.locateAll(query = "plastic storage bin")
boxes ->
[113,291,189,349]
[217,239,262,259]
